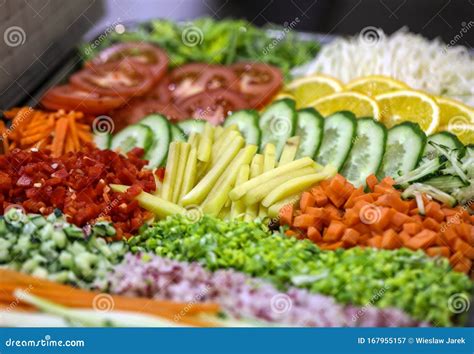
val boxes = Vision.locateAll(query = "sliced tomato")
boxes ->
[88,42,169,83]
[110,98,183,131]
[40,84,127,115]
[70,59,155,98]
[178,89,248,125]
[161,63,240,102]
[231,62,283,108]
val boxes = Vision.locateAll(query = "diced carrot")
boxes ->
[307,226,322,243]
[305,207,325,218]
[293,214,318,229]
[381,229,402,249]
[370,207,394,232]
[341,228,360,247]
[425,202,444,222]
[453,258,472,274]
[323,205,342,222]
[379,176,395,186]
[342,209,360,226]
[456,223,471,241]
[299,192,315,212]
[403,222,422,235]
[344,187,364,209]
[285,230,297,237]
[442,208,458,217]
[405,230,437,250]
[450,251,464,266]
[423,217,441,232]
[358,233,371,245]
[374,184,396,195]
[441,226,458,246]
[323,221,346,242]
[366,174,378,191]
[391,211,411,229]
[367,235,382,248]
[319,242,343,250]
[311,186,329,207]
[426,246,451,258]
[454,239,474,259]
[352,194,375,205]
[353,223,371,235]
[399,231,411,245]
[279,204,293,226]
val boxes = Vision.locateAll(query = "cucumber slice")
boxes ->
[258,99,297,158]
[423,131,465,160]
[295,108,324,159]
[340,118,387,187]
[93,132,110,150]
[378,122,427,179]
[170,125,186,142]
[224,110,260,145]
[139,114,171,168]
[315,111,356,171]
[177,119,207,137]
[110,124,153,154]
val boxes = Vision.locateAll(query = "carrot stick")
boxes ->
[51,117,68,157]
[68,114,80,151]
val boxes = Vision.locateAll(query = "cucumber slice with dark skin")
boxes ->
[93,132,111,150]
[316,111,356,171]
[258,98,297,158]
[110,124,153,154]
[295,107,324,159]
[177,119,207,137]
[224,110,261,145]
[423,131,465,160]
[377,122,427,179]
[340,117,387,187]
[170,125,186,142]
[139,114,171,168]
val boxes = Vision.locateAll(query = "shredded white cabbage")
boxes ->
[292,28,474,105]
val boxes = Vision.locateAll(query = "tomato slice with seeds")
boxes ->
[178,89,248,125]
[40,84,127,115]
[87,42,169,83]
[160,63,240,102]
[231,62,283,108]
[70,59,155,98]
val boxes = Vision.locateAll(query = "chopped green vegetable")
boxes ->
[128,214,472,326]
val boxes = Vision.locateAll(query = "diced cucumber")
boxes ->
[139,114,171,168]
[340,118,386,187]
[423,132,464,160]
[177,119,207,137]
[424,175,467,192]
[258,99,297,158]
[93,132,110,150]
[315,111,356,171]
[170,125,186,142]
[295,108,324,159]
[110,124,153,154]
[377,122,426,179]
[224,110,260,145]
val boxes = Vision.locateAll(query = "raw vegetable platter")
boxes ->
[0,18,473,328]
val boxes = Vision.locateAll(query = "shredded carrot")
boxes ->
[3,107,95,156]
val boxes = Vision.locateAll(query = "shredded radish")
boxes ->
[292,28,474,105]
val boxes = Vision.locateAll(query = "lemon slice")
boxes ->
[440,124,474,145]
[272,92,296,101]
[435,96,474,128]
[375,90,440,134]
[309,92,380,120]
[286,74,343,108]
[345,75,408,97]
